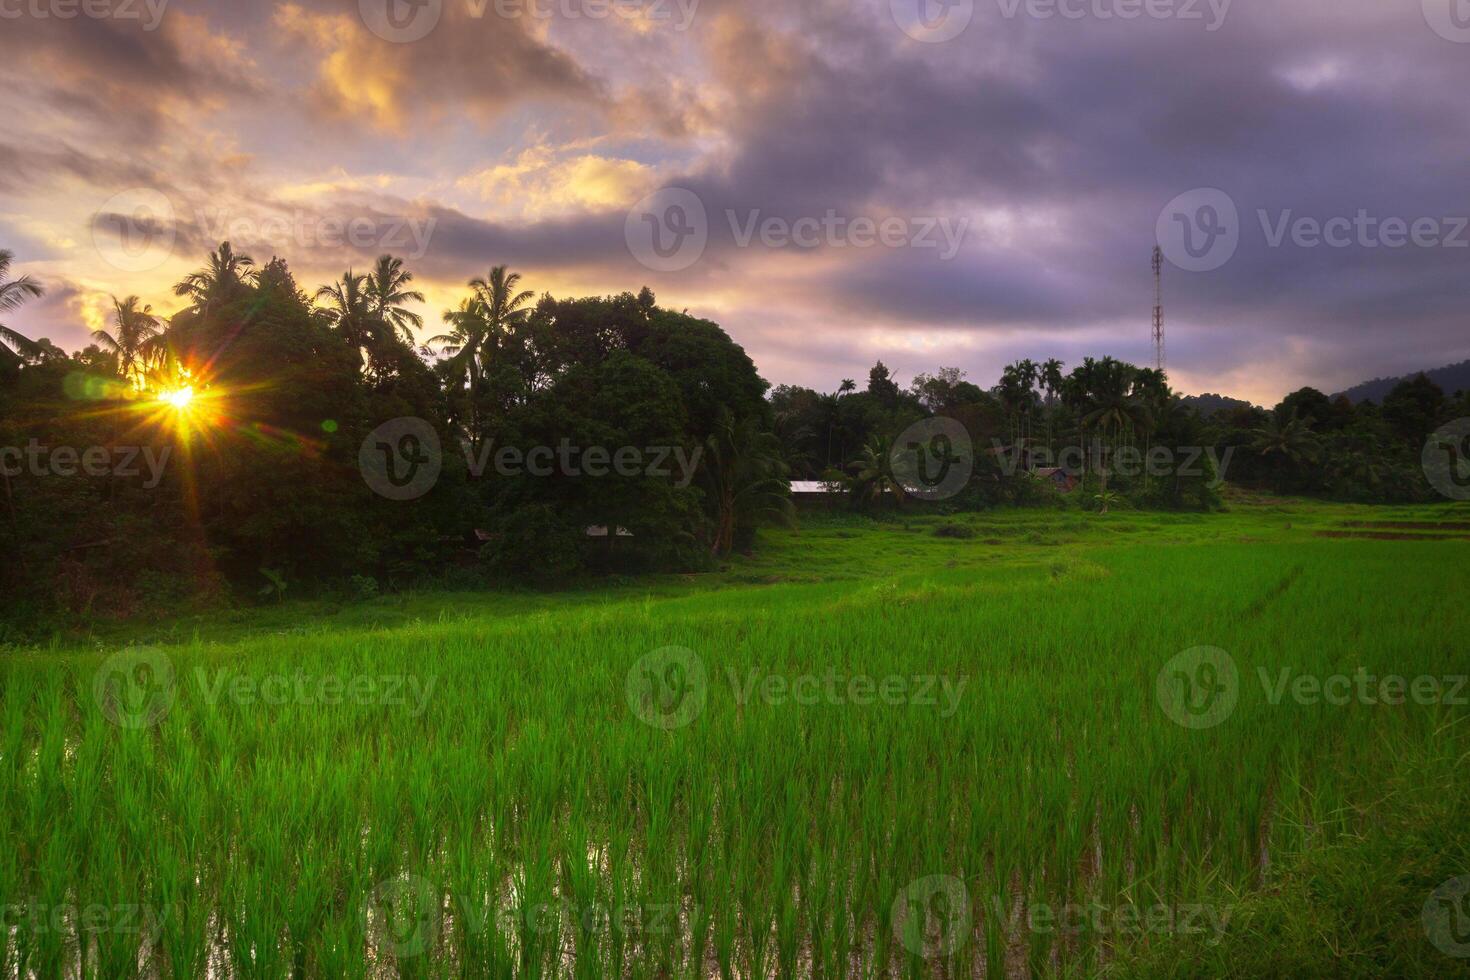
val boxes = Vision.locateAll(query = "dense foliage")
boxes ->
[2,243,1465,629]
[0,246,780,632]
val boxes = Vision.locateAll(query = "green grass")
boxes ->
[3,499,1469,977]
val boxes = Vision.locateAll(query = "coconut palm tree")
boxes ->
[428,298,492,445]
[1250,410,1320,464]
[838,378,857,396]
[469,265,534,343]
[173,242,255,314]
[315,272,389,370]
[92,295,164,383]
[848,435,907,510]
[366,254,425,345]
[700,409,794,556]
[0,249,44,367]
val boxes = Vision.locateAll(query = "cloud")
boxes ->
[4,0,1470,405]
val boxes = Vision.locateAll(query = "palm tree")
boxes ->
[366,254,425,345]
[469,265,534,343]
[838,379,857,396]
[0,249,44,367]
[315,272,388,369]
[173,242,255,323]
[1250,410,1320,464]
[847,435,907,510]
[700,409,795,556]
[428,298,492,445]
[92,295,164,383]
[1078,360,1149,499]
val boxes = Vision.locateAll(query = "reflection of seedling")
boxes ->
[258,567,287,603]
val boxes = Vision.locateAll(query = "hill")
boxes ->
[1335,359,1470,404]
[1180,392,1260,417]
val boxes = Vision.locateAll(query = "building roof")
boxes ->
[790,480,844,495]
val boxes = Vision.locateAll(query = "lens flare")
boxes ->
[160,387,194,410]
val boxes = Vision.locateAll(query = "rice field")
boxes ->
[3,500,1468,978]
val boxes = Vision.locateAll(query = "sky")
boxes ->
[2,0,1468,405]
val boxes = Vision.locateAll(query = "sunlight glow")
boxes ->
[160,387,195,411]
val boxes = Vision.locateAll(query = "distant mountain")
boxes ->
[1334,359,1470,404]
[1180,392,1260,418]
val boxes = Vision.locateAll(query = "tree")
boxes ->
[848,435,907,509]
[0,249,44,368]
[366,254,425,345]
[470,265,535,345]
[867,361,900,404]
[315,272,394,372]
[173,242,255,315]
[92,295,164,383]
[700,409,794,556]
[429,298,491,444]
[838,378,857,396]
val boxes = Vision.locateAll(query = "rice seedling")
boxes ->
[2,502,1467,977]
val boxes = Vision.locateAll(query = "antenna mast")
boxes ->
[1151,246,1164,374]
